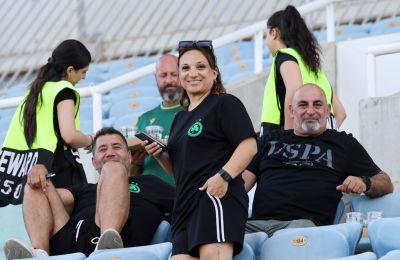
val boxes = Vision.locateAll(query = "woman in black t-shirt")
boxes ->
[143,41,257,259]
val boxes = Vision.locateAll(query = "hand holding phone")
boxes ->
[134,131,168,151]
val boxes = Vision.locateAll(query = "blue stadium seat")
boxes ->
[260,222,363,260]
[368,217,400,258]
[317,24,370,42]
[112,113,141,130]
[327,252,377,260]
[350,193,400,217]
[87,242,172,260]
[233,242,255,260]
[215,41,254,65]
[350,193,400,252]
[108,86,159,103]
[0,205,30,255]
[369,17,400,36]
[79,119,93,134]
[334,199,346,224]
[150,220,171,245]
[244,232,268,259]
[221,59,254,83]
[108,97,161,119]
[108,57,156,78]
[379,250,400,260]
[79,96,110,119]
[18,252,86,260]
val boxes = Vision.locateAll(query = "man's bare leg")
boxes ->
[22,183,53,252]
[95,161,129,234]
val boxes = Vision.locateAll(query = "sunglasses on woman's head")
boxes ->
[178,40,214,55]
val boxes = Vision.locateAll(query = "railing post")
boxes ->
[366,53,376,97]
[254,30,264,74]
[326,3,335,42]
[92,92,103,132]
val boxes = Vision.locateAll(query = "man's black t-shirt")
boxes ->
[248,129,381,225]
[168,93,256,234]
[68,175,174,230]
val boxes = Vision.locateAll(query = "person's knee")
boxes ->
[100,161,128,179]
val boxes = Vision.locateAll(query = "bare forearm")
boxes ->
[366,171,393,198]
[62,130,92,149]
[155,152,173,175]
[223,137,257,179]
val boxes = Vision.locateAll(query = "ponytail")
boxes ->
[23,39,91,147]
[268,5,320,74]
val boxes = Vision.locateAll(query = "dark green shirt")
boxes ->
[136,103,181,186]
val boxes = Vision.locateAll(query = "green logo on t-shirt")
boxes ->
[188,121,203,137]
[129,182,140,193]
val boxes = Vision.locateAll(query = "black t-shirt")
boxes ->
[247,129,381,225]
[167,93,256,233]
[51,88,85,188]
[66,175,174,248]
[68,174,174,226]
[275,53,297,125]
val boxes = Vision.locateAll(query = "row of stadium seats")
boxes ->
[6,218,399,259]
[1,192,399,259]
[1,16,400,137]
[315,17,400,42]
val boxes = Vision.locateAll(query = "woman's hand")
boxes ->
[199,174,228,198]
[142,140,163,159]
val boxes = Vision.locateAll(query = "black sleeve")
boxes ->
[143,175,175,214]
[218,94,256,148]
[246,133,269,178]
[276,52,298,70]
[346,135,381,177]
[55,88,76,106]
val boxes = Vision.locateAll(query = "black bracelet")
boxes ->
[218,168,232,183]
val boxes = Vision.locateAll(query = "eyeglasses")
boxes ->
[178,40,214,55]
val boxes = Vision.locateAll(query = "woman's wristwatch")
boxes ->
[218,168,232,183]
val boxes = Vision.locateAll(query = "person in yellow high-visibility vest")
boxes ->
[260,5,346,136]
[0,39,93,206]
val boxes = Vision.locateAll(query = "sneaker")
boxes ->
[3,239,48,260]
[95,229,123,251]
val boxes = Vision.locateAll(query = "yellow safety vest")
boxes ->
[261,48,333,125]
[3,80,80,151]
[0,81,80,204]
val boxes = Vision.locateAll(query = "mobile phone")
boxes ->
[134,131,168,151]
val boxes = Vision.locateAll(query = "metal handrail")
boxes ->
[0,0,344,132]
[0,0,342,127]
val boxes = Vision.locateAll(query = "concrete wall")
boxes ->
[336,33,400,139]
[359,94,400,191]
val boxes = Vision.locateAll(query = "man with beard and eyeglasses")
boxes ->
[242,84,393,237]
[132,54,182,187]
[3,127,174,259]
